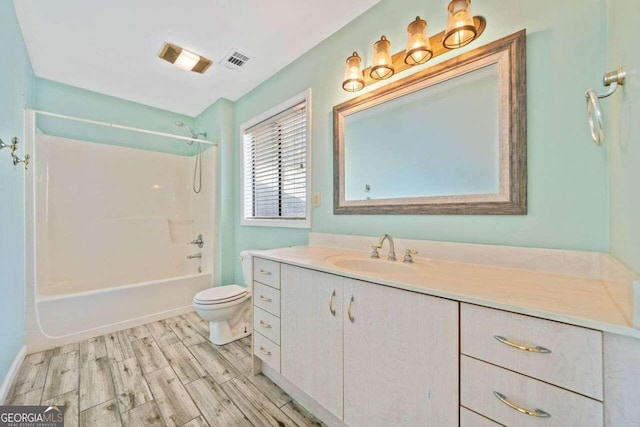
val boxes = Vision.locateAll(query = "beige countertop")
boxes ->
[253,245,639,338]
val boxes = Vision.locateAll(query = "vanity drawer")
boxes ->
[253,281,281,317]
[460,407,503,427]
[254,331,280,372]
[254,258,281,289]
[253,307,281,345]
[461,356,603,427]
[461,304,603,400]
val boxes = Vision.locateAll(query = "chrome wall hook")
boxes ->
[13,153,30,170]
[0,137,19,154]
[585,67,626,145]
[3,136,30,170]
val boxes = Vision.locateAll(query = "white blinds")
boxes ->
[243,101,308,221]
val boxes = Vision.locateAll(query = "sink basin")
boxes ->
[328,257,418,275]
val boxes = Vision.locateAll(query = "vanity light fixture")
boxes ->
[405,16,432,65]
[370,36,394,80]
[340,3,486,92]
[159,42,213,74]
[443,0,477,49]
[343,52,365,92]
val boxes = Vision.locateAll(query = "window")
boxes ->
[241,89,311,228]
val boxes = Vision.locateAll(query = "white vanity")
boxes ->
[249,234,640,427]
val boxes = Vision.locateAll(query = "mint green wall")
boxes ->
[232,0,610,281]
[36,79,196,155]
[608,0,640,274]
[195,99,238,285]
[0,0,35,387]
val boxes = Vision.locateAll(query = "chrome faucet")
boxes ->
[187,253,202,260]
[376,234,396,261]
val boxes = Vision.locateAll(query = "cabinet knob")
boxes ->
[259,295,272,302]
[259,269,272,275]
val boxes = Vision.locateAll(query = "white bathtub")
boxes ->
[27,273,211,352]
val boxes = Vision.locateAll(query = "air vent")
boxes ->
[220,49,252,70]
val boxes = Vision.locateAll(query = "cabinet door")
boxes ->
[281,264,344,419]
[343,278,459,427]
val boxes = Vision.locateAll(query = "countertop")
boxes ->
[253,245,640,338]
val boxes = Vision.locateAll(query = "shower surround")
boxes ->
[24,111,217,350]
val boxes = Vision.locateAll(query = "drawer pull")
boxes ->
[347,296,355,323]
[259,269,272,275]
[329,290,336,316]
[494,335,552,354]
[493,391,551,418]
[259,320,272,329]
[259,346,272,356]
[259,295,272,302]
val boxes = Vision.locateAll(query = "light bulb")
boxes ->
[370,36,394,80]
[443,0,477,49]
[174,49,200,71]
[342,52,365,92]
[405,16,432,65]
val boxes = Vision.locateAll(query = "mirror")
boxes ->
[333,30,526,215]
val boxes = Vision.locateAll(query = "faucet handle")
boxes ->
[403,249,418,263]
[370,245,380,259]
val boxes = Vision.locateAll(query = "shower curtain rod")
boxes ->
[30,109,218,146]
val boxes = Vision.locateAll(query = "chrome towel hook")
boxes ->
[585,67,626,145]
[0,137,19,155]
[13,153,31,170]
[1,137,30,170]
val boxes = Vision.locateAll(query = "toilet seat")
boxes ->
[193,285,248,305]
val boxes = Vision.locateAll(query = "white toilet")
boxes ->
[192,251,253,345]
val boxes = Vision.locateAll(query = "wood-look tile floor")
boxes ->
[5,312,323,427]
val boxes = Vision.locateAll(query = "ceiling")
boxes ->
[14,0,381,117]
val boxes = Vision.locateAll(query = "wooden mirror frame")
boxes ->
[333,30,526,215]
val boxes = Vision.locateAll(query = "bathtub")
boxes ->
[24,111,218,352]
[27,273,211,351]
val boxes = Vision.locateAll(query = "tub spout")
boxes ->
[187,253,202,260]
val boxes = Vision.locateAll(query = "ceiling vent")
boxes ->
[220,49,252,70]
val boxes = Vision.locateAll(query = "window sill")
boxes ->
[241,218,311,229]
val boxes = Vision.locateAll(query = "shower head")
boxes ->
[175,121,207,140]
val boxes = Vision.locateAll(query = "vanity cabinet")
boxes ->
[280,264,345,419]
[461,304,604,426]
[252,258,282,373]
[342,277,459,427]
[252,251,640,427]
[278,263,459,426]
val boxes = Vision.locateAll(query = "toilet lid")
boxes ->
[194,285,248,304]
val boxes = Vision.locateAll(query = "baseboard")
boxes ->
[0,346,27,404]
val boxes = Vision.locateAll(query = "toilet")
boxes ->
[192,251,253,345]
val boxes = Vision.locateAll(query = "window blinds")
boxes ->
[243,101,308,221]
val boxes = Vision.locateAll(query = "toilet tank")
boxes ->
[239,250,254,287]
